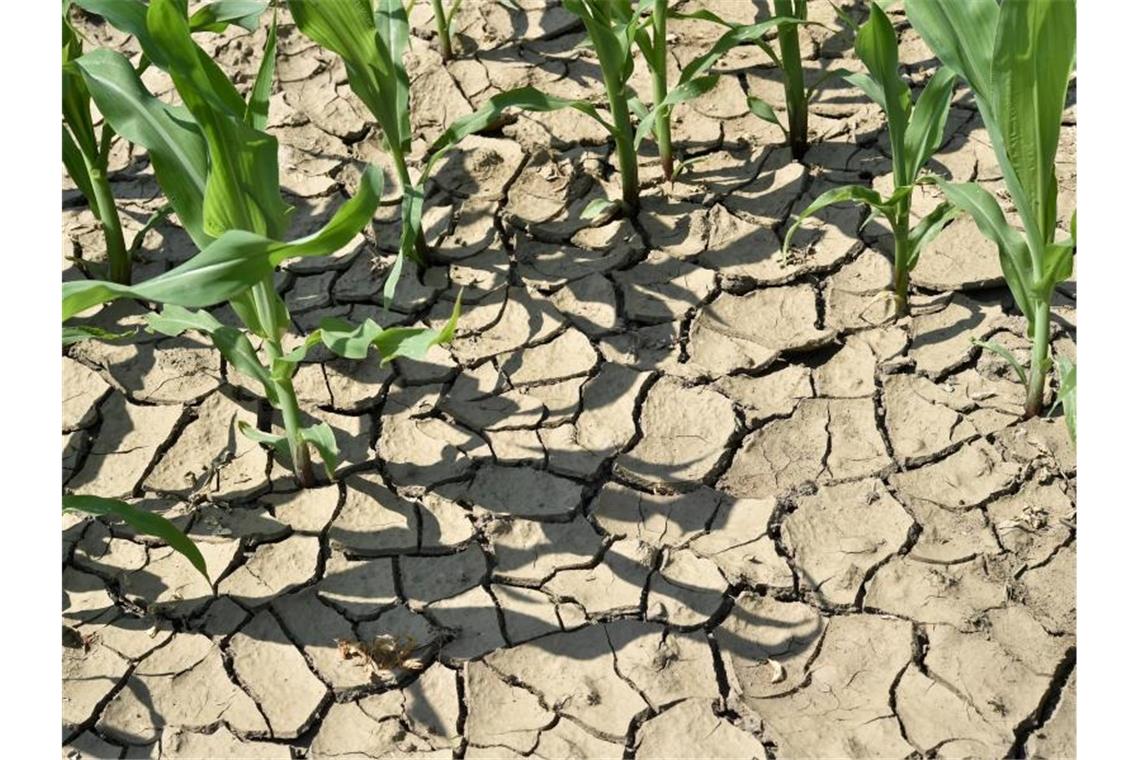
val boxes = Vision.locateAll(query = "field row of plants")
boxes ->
[61,0,1076,575]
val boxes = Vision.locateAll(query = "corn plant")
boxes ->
[62,1,270,285]
[781,3,959,317]
[64,495,207,578]
[64,0,459,487]
[428,0,462,61]
[676,2,827,161]
[907,0,1076,417]
[635,1,790,182]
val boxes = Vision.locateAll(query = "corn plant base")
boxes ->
[63,6,1075,757]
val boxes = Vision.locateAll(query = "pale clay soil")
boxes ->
[61,2,1077,758]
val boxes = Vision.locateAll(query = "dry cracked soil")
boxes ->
[62,2,1076,758]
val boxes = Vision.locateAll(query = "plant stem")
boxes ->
[601,75,639,213]
[250,279,315,487]
[430,0,453,61]
[773,0,808,161]
[388,142,430,264]
[83,152,131,285]
[892,196,912,318]
[651,0,673,180]
[1024,299,1052,418]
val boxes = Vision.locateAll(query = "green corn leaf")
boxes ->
[188,0,268,32]
[971,338,1028,392]
[632,75,718,151]
[375,0,412,152]
[934,179,1034,322]
[301,422,340,478]
[73,48,211,248]
[147,0,289,239]
[62,128,97,206]
[1036,240,1074,300]
[244,13,277,131]
[145,303,224,335]
[287,0,406,161]
[991,0,1075,243]
[906,200,959,271]
[236,421,291,461]
[145,305,275,399]
[1052,355,1076,443]
[62,165,381,320]
[838,69,886,112]
[73,0,151,52]
[428,87,611,157]
[904,0,998,115]
[581,198,617,221]
[62,232,276,319]
[63,494,208,579]
[855,4,910,178]
[318,292,461,362]
[903,67,957,185]
[678,17,804,84]
[746,96,785,133]
[783,184,905,258]
[62,325,138,346]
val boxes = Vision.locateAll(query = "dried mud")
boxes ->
[63,2,1076,758]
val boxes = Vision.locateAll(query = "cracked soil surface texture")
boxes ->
[63,2,1076,758]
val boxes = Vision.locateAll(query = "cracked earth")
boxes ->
[63,2,1076,758]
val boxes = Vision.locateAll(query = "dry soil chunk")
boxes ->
[783,479,914,606]
[70,393,182,497]
[400,545,486,605]
[865,556,1008,625]
[591,482,720,548]
[690,495,792,588]
[614,251,716,324]
[883,374,977,465]
[544,538,655,618]
[228,610,327,738]
[62,640,130,736]
[463,464,582,519]
[159,726,292,758]
[721,398,890,498]
[485,624,647,741]
[647,548,728,626]
[144,392,266,500]
[894,663,1007,757]
[616,377,736,488]
[1026,671,1075,759]
[891,440,1019,510]
[909,293,1006,377]
[714,365,813,425]
[218,534,320,605]
[609,622,720,709]
[98,633,266,744]
[752,615,914,758]
[318,551,399,619]
[465,660,554,753]
[487,516,602,584]
[636,699,768,759]
[62,357,109,431]
[690,286,835,375]
[329,472,419,555]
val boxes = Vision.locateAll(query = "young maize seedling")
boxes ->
[64,0,459,487]
[62,0,270,285]
[782,3,959,317]
[634,0,785,182]
[553,0,720,216]
[675,2,823,162]
[428,0,463,61]
[64,494,208,579]
[907,0,1076,417]
[63,5,129,285]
